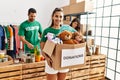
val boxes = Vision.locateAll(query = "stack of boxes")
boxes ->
[62,0,94,15]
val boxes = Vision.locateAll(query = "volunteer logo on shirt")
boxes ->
[25,26,39,31]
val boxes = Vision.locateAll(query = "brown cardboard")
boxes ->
[69,1,93,14]
[62,5,70,15]
[43,40,86,70]
[43,40,56,57]
[76,0,85,3]
[62,1,93,15]
[70,0,76,5]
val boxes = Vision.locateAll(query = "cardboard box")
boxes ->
[76,0,85,3]
[69,1,93,14]
[70,0,76,5]
[43,40,56,57]
[62,5,70,15]
[43,40,86,70]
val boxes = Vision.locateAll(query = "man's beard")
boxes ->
[29,19,34,22]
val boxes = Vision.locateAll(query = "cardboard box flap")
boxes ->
[56,43,86,49]
[43,40,56,57]
[70,0,76,4]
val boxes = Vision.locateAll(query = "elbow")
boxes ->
[19,36,24,41]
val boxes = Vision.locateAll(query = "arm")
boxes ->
[19,36,34,49]
[18,23,34,49]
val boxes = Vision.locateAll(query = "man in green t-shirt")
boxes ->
[18,8,42,53]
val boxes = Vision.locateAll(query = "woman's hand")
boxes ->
[42,52,53,67]
[45,55,53,67]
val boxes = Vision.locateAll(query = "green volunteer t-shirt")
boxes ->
[18,20,42,53]
[4,26,10,49]
[41,25,76,42]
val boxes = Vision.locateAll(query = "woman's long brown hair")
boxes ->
[70,18,81,31]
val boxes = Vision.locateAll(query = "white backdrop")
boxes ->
[0,0,69,29]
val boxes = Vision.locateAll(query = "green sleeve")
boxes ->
[69,26,77,32]
[4,26,10,38]
[38,23,42,34]
[18,24,25,36]
[4,26,10,49]
[41,29,47,42]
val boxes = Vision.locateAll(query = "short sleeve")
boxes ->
[69,26,77,32]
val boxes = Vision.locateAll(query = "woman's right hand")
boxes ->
[45,55,53,67]
[43,53,53,67]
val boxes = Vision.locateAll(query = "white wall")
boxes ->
[0,0,69,29]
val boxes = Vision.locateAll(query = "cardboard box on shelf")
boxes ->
[69,0,93,14]
[62,5,70,15]
[70,0,76,5]
[70,0,93,5]
[43,40,86,70]
[76,0,85,3]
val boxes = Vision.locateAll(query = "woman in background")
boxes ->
[70,18,82,34]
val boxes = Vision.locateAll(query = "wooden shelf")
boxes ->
[0,54,106,80]
[64,12,95,16]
